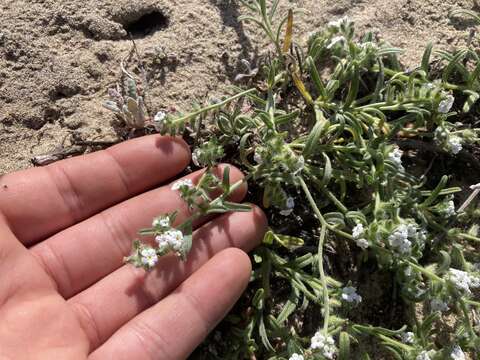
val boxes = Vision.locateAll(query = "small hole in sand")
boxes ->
[123,11,169,38]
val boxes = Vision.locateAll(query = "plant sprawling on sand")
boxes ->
[107,1,480,358]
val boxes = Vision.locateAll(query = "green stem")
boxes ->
[406,261,444,282]
[172,88,256,125]
[459,299,476,338]
[299,177,330,333]
[457,233,480,243]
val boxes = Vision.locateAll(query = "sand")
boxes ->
[0,0,476,173]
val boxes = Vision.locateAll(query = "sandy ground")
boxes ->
[0,0,476,173]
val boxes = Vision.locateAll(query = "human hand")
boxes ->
[0,135,267,360]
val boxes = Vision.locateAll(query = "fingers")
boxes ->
[31,165,247,298]
[0,135,190,245]
[88,248,252,360]
[69,207,267,351]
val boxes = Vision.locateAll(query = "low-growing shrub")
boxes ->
[107,1,480,358]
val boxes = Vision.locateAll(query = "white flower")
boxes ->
[310,332,336,359]
[253,150,262,164]
[352,223,364,239]
[280,197,295,216]
[470,183,480,191]
[355,238,370,249]
[423,82,435,90]
[400,331,414,344]
[341,286,362,304]
[444,200,456,217]
[171,178,194,191]
[288,354,304,360]
[438,94,454,113]
[155,229,185,252]
[140,247,158,268]
[152,216,170,228]
[327,35,346,49]
[451,345,465,360]
[449,268,476,294]
[416,351,431,360]
[448,136,463,154]
[388,224,412,254]
[388,146,404,169]
[153,111,167,131]
[327,16,350,29]
[430,298,449,312]
[192,148,202,167]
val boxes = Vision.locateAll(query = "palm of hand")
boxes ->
[0,136,266,360]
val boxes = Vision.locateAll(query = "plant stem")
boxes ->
[457,233,480,243]
[299,177,330,333]
[406,261,444,282]
[172,88,256,125]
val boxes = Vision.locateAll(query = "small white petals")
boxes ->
[341,286,362,304]
[152,216,170,228]
[355,238,370,249]
[310,332,336,359]
[444,200,456,217]
[400,331,414,344]
[288,354,304,360]
[438,94,455,113]
[171,179,194,191]
[155,229,185,252]
[140,247,158,268]
[254,150,262,164]
[154,111,166,122]
[280,197,295,216]
[352,223,364,239]
[416,351,431,360]
[448,136,463,154]
[153,111,167,130]
[430,298,449,312]
[470,183,480,190]
[449,268,475,294]
[192,148,202,167]
[451,345,466,360]
[388,146,404,170]
[327,16,350,29]
[388,224,412,254]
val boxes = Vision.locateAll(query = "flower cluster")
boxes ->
[125,214,188,270]
[341,286,362,304]
[352,223,369,249]
[288,354,304,360]
[310,332,336,359]
[387,223,425,255]
[448,268,480,295]
[387,146,404,171]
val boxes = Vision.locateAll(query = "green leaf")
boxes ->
[421,42,433,75]
[259,315,275,352]
[178,221,193,261]
[344,64,360,108]
[263,230,304,249]
[222,166,230,194]
[253,288,265,310]
[306,56,327,99]
[303,107,329,157]
[338,332,351,360]
[463,90,479,113]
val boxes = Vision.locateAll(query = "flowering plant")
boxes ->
[113,1,480,358]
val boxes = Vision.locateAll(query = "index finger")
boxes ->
[0,135,190,245]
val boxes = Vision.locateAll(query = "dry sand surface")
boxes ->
[0,0,477,173]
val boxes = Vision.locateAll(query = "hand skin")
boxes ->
[0,135,267,360]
